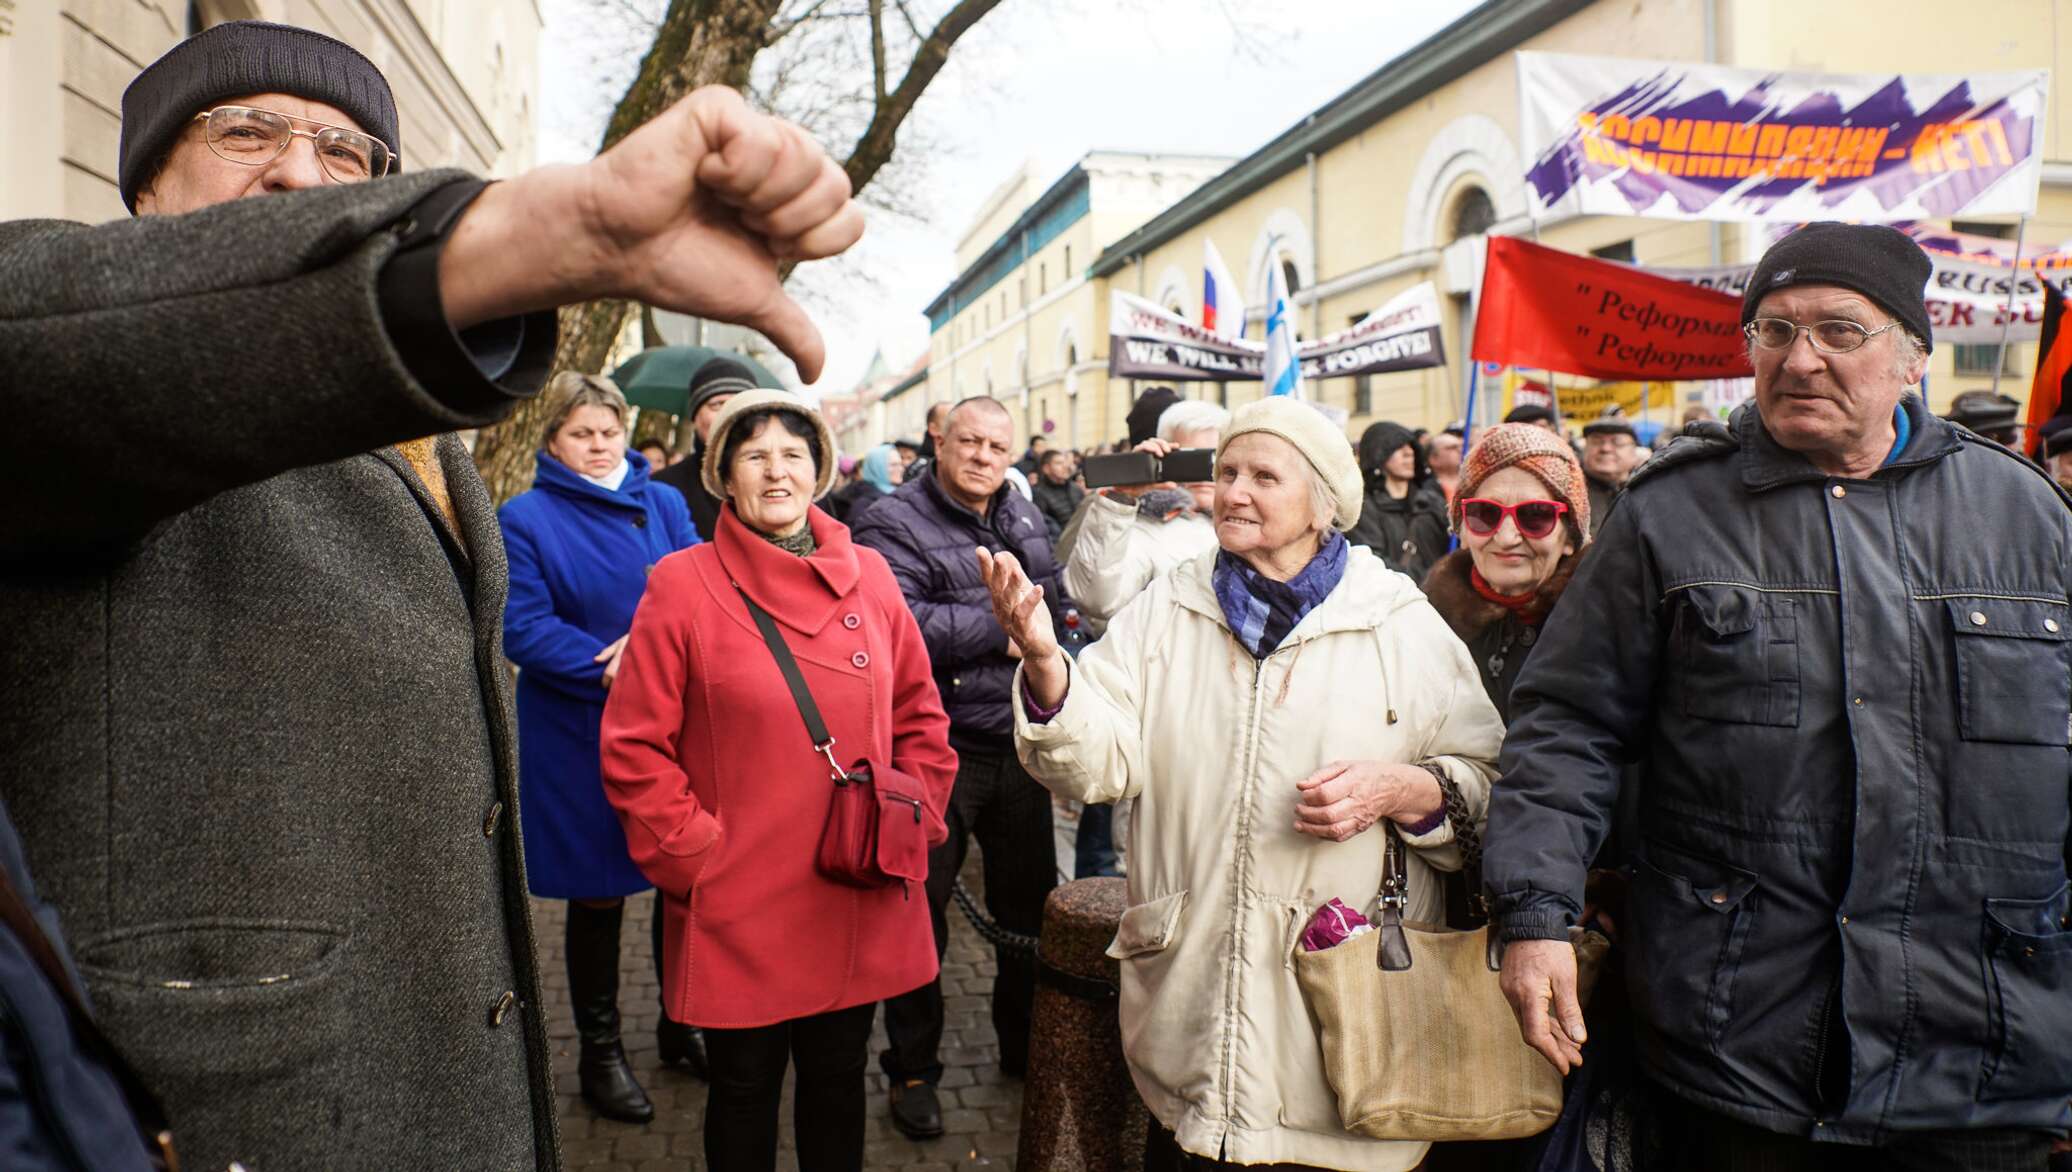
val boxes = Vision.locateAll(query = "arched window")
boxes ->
[1450,186,1498,242]
[1280,257,1302,296]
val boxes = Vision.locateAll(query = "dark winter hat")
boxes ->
[1742,223,1934,352]
[2043,416,2072,459]
[1356,421,1422,490]
[1581,418,1636,440]
[1945,390,2022,432]
[119,21,400,214]
[1504,403,1555,426]
[687,358,764,419]
[1126,387,1183,447]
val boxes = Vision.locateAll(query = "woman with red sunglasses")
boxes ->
[1421,422,1592,725]
[1419,422,1610,1172]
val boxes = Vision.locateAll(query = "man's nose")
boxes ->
[260,135,329,192]
[1780,328,1828,377]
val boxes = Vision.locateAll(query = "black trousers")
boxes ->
[880,741,1058,1083]
[1650,1083,2056,1172]
[702,1002,876,1172]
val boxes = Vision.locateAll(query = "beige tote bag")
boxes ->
[1292,817,1610,1141]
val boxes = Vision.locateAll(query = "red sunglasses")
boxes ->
[1459,498,1569,540]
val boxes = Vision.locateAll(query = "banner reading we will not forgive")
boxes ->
[1471,235,1751,382]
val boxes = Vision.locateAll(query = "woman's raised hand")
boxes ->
[976,548,1059,664]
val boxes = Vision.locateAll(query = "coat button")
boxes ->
[1830,484,1847,499]
[843,613,861,629]
[488,990,517,1027]
[1970,611,1988,626]
[632,515,648,528]
[483,801,503,838]
[2047,619,2061,633]
[1709,891,1728,905]
[851,651,870,668]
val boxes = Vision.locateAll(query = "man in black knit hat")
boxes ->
[1,18,862,1170]
[654,358,765,540]
[1489,222,2071,1170]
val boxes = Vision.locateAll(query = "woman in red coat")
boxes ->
[602,390,957,1172]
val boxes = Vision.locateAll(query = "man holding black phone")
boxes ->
[1067,399,1228,638]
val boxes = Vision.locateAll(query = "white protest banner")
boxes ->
[1107,285,1447,382]
[1519,51,2048,223]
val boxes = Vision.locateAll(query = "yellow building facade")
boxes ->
[869,0,2072,451]
[3,0,540,225]
[896,153,1232,451]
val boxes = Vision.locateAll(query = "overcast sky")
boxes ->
[538,0,1482,394]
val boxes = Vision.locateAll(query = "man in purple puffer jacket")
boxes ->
[850,396,1072,1139]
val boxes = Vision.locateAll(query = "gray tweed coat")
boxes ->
[0,172,561,1169]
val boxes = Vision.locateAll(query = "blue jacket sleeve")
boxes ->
[656,483,700,552]
[852,504,1008,669]
[499,503,610,695]
[1484,492,1664,942]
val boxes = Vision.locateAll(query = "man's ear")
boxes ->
[131,152,173,216]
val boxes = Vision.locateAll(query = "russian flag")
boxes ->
[1204,239,1245,341]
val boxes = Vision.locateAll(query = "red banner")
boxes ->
[1472,235,1753,381]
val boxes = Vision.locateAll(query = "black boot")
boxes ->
[651,899,709,1080]
[566,901,654,1124]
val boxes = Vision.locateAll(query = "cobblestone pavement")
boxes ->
[533,865,1021,1172]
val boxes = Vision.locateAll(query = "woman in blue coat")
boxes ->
[498,373,701,1124]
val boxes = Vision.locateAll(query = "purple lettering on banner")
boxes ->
[1523,61,2042,221]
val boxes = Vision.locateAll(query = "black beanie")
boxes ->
[1126,386,1182,447]
[1741,223,1934,353]
[687,359,763,419]
[120,21,400,214]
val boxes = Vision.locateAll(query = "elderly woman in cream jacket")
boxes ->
[978,397,1505,1172]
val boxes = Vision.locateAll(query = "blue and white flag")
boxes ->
[1263,256,1303,398]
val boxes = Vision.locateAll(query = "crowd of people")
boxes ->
[1,18,2068,1172]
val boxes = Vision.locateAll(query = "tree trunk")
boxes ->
[472,0,780,504]
[468,0,1007,504]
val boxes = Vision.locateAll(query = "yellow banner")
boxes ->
[1501,370,1677,423]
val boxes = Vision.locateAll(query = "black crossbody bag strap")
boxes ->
[734,584,845,781]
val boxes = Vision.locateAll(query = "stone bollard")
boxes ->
[1017,876,1146,1172]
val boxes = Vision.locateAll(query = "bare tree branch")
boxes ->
[867,0,887,105]
[889,0,926,43]
[843,0,1006,195]
[765,0,850,43]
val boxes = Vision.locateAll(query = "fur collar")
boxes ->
[1421,547,1585,642]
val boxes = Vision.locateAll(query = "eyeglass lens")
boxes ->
[204,107,389,182]
[1749,318,1873,354]
[1463,501,1563,539]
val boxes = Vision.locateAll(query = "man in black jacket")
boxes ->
[1487,223,2071,1169]
[1,21,861,1169]
[653,359,760,539]
[1579,416,1639,537]
[851,396,1071,1140]
[1030,448,1084,540]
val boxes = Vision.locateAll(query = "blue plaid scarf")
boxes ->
[1211,531,1349,659]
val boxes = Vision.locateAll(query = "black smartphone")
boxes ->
[1161,448,1215,484]
[1081,452,1160,489]
[1082,449,1217,488]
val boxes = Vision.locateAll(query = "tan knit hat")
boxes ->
[1452,422,1590,544]
[700,389,839,501]
[1216,397,1363,532]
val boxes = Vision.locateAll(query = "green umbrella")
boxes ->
[607,345,784,416]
